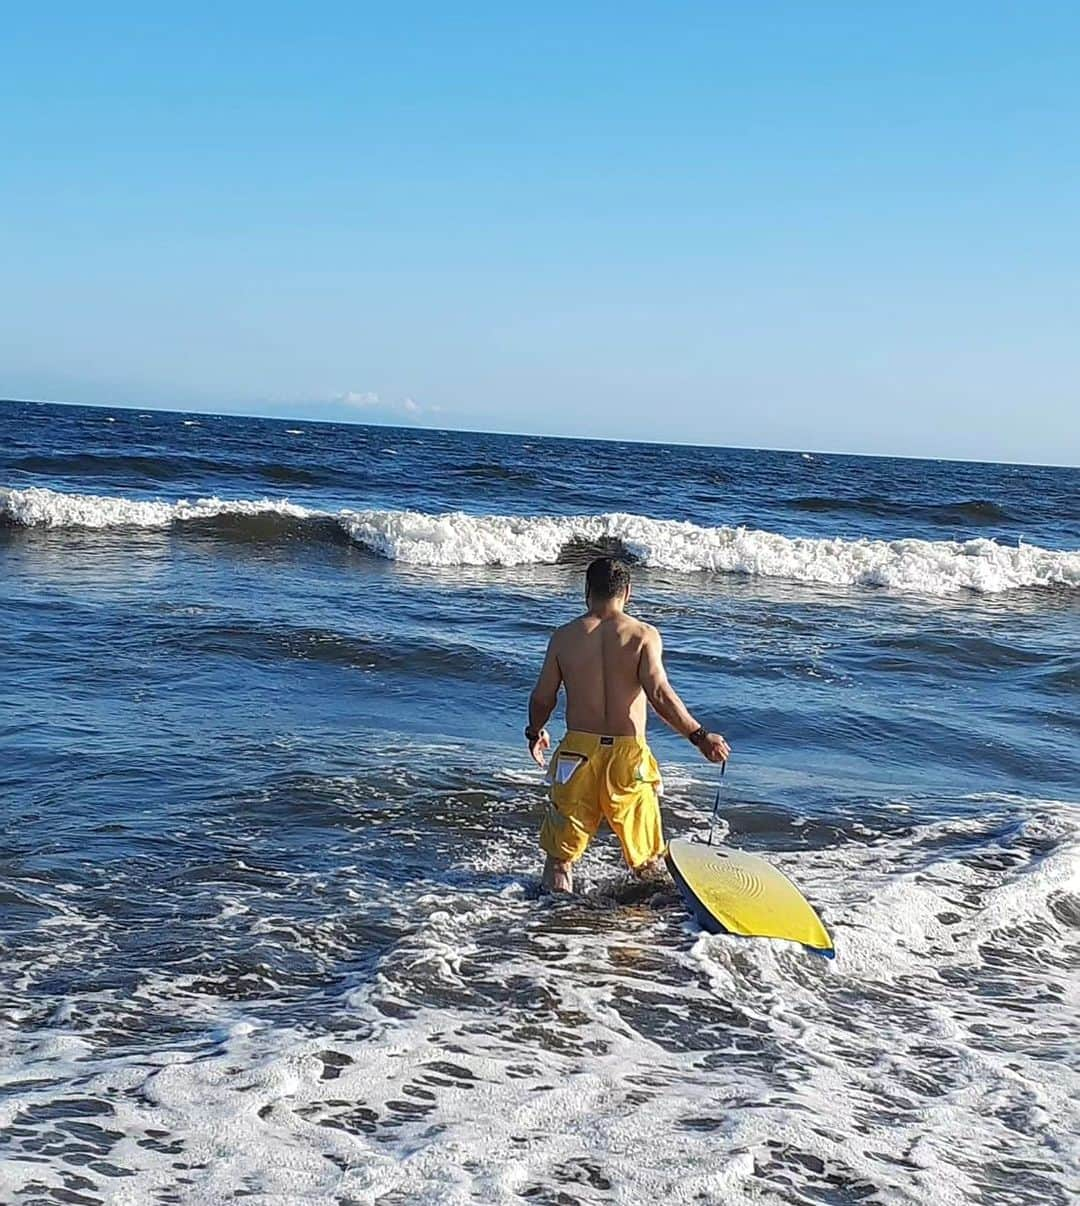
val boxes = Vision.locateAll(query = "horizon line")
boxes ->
[4,394,1077,473]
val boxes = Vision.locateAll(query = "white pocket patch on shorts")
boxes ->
[553,753,586,785]
[636,759,663,796]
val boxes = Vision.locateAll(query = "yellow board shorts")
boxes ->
[539,731,665,870]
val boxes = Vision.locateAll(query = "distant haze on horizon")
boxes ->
[2,5,1078,467]
[5,395,1077,471]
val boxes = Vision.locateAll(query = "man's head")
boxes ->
[585,557,632,610]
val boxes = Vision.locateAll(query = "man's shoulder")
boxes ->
[611,615,658,652]
[551,616,587,643]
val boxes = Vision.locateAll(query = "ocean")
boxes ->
[1,397,1077,1205]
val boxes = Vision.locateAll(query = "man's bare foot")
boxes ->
[542,856,573,894]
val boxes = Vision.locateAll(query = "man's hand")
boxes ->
[696,732,730,764]
[528,728,551,768]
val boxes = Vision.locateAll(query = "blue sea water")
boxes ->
[1,398,1077,1205]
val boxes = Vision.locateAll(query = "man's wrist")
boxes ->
[687,724,708,747]
[525,726,542,742]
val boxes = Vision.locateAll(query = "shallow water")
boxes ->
[1,399,1078,1204]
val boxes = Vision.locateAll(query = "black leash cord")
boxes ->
[707,760,726,846]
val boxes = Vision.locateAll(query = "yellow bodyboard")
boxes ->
[666,838,834,957]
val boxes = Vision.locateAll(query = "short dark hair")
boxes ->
[586,557,631,601]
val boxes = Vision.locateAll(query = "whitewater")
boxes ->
[4,485,1079,596]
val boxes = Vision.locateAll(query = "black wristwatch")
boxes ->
[688,725,708,747]
[525,727,542,742]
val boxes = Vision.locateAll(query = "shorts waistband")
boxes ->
[562,730,648,749]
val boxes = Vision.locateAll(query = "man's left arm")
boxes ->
[526,636,562,767]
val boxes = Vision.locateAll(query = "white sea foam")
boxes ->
[339,507,1080,595]
[1,805,1075,1204]
[3,486,1078,596]
[335,504,1070,593]
[0,486,313,529]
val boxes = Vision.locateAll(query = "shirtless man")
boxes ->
[526,557,730,892]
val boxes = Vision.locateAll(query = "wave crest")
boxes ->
[0,486,312,529]
[3,487,1078,597]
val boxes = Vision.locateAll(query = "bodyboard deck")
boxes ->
[666,837,834,957]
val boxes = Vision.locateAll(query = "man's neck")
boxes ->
[588,602,624,620]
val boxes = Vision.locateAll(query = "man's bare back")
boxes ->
[552,612,652,736]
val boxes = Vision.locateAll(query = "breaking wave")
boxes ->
[0,486,312,528]
[3,486,1079,597]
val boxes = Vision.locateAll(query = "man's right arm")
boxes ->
[638,626,729,764]
[526,633,562,767]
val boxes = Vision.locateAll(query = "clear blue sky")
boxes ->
[2,3,1078,464]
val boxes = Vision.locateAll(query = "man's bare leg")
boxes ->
[542,855,574,893]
